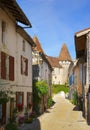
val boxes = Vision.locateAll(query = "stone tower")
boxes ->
[58,43,72,84]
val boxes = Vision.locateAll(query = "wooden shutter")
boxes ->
[27,92,32,108]
[21,56,23,74]
[9,56,14,81]
[25,58,28,76]
[1,52,6,79]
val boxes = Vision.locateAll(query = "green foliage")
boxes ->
[5,123,18,130]
[47,97,53,108]
[9,108,17,124]
[33,80,48,115]
[0,87,14,104]
[71,92,83,110]
[72,91,78,105]
[35,80,48,95]
[52,84,69,94]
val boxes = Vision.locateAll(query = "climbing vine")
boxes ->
[33,80,48,114]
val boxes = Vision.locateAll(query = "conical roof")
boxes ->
[59,43,72,61]
[33,36,44,53]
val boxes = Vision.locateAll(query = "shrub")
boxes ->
[47,97,53,108]
[33,80,48,114]
[72,91,78,105]
[5,123,17,130]
[52,84,69,94]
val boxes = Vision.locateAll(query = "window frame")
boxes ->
[16,92,24,112]
[21,55,28,76]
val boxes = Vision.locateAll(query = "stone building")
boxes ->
[46,56,62,84]
[0,0,35,124]
[32,36,53,113]
[58,44,72,84]
[75,28,90,122]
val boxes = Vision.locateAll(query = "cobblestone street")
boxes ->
[18,93,90,130]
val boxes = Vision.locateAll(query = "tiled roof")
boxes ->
[33,36,44,53]
[58,44,72,61]
[46,55,62,68]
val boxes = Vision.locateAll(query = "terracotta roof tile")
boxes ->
[46,55,62,68]
[33,36,44,53]
[58,43,72,61]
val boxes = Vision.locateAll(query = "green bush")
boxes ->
[5,123,17,130]
[33,80,48,115]
[52,84,69,94]
[35,80,48,95]
[72,91,78,105]
[47,97,53,108]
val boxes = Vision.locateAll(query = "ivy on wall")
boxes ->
[33,80,48,115]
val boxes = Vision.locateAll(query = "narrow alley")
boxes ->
[18,94,90,130]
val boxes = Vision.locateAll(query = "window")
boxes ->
[1,51,14,81]
[27,92,32,109]
[2,21,6,44]
[21,56,28,76]
[16,92,24,111]
[22,40,25,52]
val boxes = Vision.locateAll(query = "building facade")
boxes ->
[0,0,35,124]
[75,28,90,122]
[32,36,52,113]
[46,56,62,84]
[58,44,72,84]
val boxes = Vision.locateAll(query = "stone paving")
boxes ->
[18,93,90,130]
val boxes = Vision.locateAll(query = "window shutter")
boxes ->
[25,59,28,76]
[1,52,6,79]
[27,92,32,108]
[9,56,14,81]
[2,21,6,44]
[21,56,23,74]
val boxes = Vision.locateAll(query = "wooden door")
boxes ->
[1,104,6,124]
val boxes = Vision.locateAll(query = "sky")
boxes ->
[17,0,90,59]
